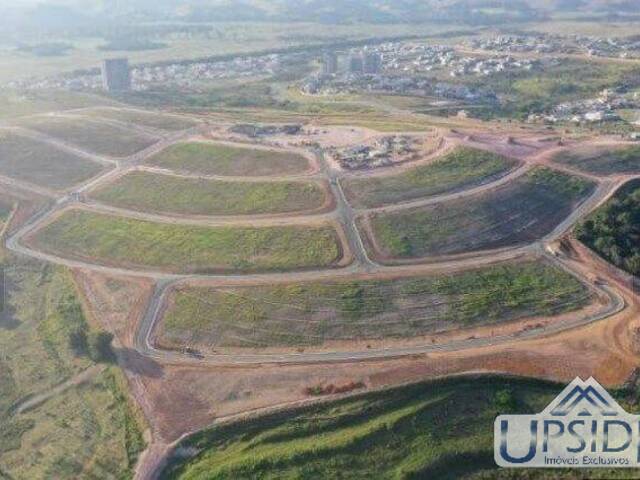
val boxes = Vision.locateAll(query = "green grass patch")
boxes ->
[576,179,640,276]
[367,167,594,259]
[554,145,640,175]
[342,147,519,208]
[147,141,311,176]
[162,375,640,480]
[159,260,590,349]
[91,170,327,216]
[31,209,342,274]
[0,131,106,190]
[18,116,159,157]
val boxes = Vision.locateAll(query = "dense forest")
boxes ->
[576,179,640,276]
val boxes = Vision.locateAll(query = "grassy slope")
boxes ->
[0,258,145,479]
[80,108,198,132]
[162,375,640,480]
[554,145,640,175]
[91,170,327,216]
[576,178,640,276]
[342,147,519,208]
[147,142,311,176]
[31,209,342,273]
[369,167,595,259]
[0,131,105,190]
[18,116,158,157]
[160,260,590,348]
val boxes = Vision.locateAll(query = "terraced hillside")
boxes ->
[553,144,640,175]
[158,261,591,349]
[0,131,106,190]
[17,116,158,157]
[342,147,519,208]
[28,209,345,274]
[364,168,595,260]
[90,170,329,216]
[147,142,312,176]
[162,375,640,480]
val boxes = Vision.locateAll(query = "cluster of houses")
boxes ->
[448,56,538,78]
[528,89,640,125]
[469,34,640,60]
[469,35,567,55]
[8,53,284,91]
[328,136,419,170]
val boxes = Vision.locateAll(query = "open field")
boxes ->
[28,209,344,274]
[553,144,640,175]
[0,131,106,190]
[17,116,159,157]
[161,375,640,480]
[158,260,591,349]
[90,170,329,216]
[364,168,595,260]
[0,91,118,122]
[147,141,312,176]
[0,258,146,479]
[577,179,640,277]
[342,147,519,209]
[78,107,199,132]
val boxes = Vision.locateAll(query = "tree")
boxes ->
[88,332,116,364]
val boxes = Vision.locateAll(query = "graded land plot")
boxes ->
[161,375,640,480]
[90,170,329,216]
[158,260,591,349]
[0,259,146,479]
[146,141,312,176]
[0,131,106,190]
[342,147,519,209]
[553,144,640,175]
[576,178,640,277]
[364,168,595,260]
[17,115,159,157]
[80,107,199,132]
[29,209,344,274]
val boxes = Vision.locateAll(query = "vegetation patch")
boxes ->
[0,131,106,190]
[162,375,640,480]
[576,179,640,276]
[366,167,595,259]
[342,147,519,208]
[147,141,311,176]
[30,209,343,273]
[18,116,158,157]
[159,261,590,349]
[553,145,640,175]
[0,259,145,479]
[91,170,328,216]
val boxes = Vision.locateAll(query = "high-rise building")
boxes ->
[362,53,382,74]
[348,54,364,74]
[101,58,131,92]
[322,52,338,75]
